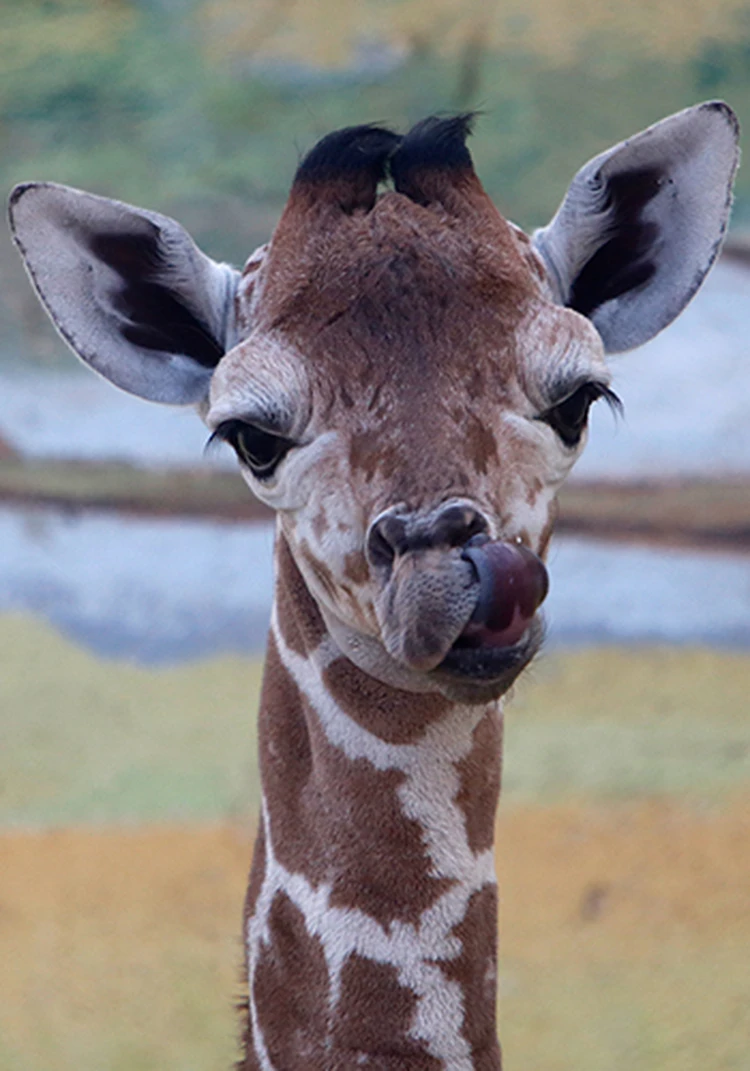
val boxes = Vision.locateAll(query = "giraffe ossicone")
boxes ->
[9,102,739,1069]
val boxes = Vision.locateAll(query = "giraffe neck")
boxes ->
[241,537,504,1071]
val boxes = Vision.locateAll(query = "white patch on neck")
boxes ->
[246,608,501,1069]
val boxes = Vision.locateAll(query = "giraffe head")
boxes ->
[9,104,738,702]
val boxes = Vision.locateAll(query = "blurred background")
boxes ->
[1,2,749,1069]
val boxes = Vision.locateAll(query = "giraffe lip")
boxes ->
[435,615,544,686]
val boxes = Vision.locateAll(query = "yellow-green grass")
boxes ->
[1,615,263,825]
[200,0,750,65]
[2,614,749,825]
[8,0,745,75]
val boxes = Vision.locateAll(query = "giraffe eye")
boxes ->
[541,382,621,448]
[211,420,294,479]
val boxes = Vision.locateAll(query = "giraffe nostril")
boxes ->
[367,504,490,568]
[431,505,489,548]
[366,515,406,569]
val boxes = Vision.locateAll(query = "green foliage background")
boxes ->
[3,0,750,362]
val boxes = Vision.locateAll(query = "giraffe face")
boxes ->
[207,130,611,702]
[10,108,738,700]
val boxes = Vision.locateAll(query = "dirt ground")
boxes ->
[1,803,749,1071]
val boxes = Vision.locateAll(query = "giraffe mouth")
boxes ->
[437,615,545,685]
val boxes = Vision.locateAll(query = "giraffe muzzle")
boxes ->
[375,534,548,684]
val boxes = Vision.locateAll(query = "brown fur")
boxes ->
[273,536,328,657]
[258,628,451,928]
[237,823,266,1071]
[437,886,502,1069]
[454,710,504,855]
[322,655,451,744]
[252,891,331,1069]
[332,955,443,1069]
[244,179,568,551]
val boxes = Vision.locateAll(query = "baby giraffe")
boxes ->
[10,103,738,1069]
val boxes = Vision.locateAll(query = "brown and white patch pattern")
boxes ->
[244,603,503,1069]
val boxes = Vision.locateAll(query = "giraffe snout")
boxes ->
[368,502,549,690]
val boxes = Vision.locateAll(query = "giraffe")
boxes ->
[9,102,738,1070]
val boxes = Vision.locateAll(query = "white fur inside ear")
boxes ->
[9,182,242,404]
[533,101,740,353]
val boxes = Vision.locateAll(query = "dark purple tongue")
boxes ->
[461,541,549,648]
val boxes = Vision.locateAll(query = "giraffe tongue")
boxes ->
[461,541,549,649]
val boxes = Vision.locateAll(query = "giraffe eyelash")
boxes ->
[540,381,622,448]
[591,383,623,416]
[206,419,295,478]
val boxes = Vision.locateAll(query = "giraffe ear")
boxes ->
[532,101,739,354]
[8,182,242,404]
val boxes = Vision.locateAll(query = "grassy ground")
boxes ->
[1,613,750,1069]
[1,616,264,825]
[2,614,749,824]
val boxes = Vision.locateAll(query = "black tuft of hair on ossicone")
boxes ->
[293,124,402,212]
[389,113,478,204]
